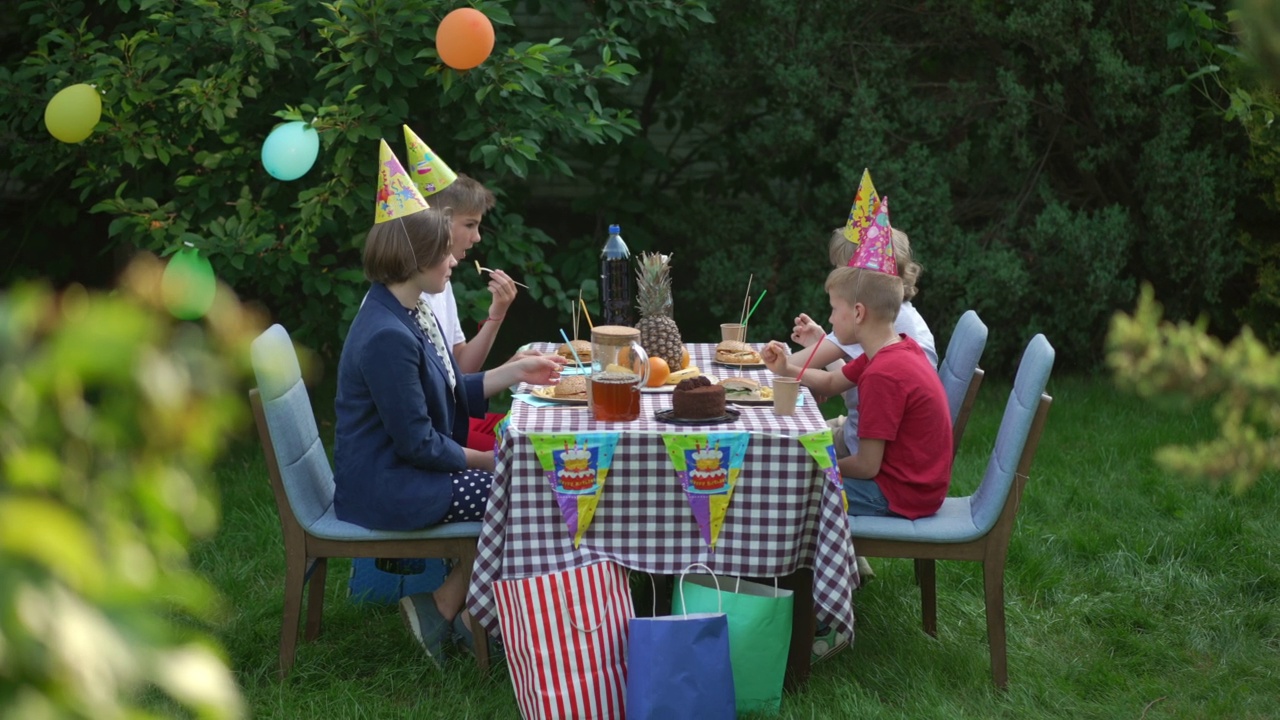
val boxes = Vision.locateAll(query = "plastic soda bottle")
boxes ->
[599,223,634,326]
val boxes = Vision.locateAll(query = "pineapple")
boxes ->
[635,252,685,370]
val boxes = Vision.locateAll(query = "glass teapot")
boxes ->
[589,325,650,422]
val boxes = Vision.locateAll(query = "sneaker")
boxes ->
[856,555,876,582]
[811,624,849,664]
[399,593,453,668]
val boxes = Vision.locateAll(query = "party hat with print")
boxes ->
[841,168,880,243]
[403,125,457,197]
[847,196,897,275]
[374,139,429,224]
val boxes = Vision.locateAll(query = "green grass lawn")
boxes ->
[197,376,1280,718]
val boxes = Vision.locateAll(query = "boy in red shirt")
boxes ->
[763,198,952,518]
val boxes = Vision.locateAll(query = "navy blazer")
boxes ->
[332,283,488,531]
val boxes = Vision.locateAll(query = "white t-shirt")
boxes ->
[825,301,937,455]
[422,282,466,348]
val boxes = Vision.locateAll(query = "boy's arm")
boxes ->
[837,439,884,479]
[762,340,854,398]
[451,270,518,373]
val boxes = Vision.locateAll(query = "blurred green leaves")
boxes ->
[0,255,263,718]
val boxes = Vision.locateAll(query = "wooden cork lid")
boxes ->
[591,325,640,346]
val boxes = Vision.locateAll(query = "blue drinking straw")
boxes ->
[558,328,585,369]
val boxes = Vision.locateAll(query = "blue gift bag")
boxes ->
[626,567,736,720]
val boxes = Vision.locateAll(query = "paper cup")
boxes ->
[721,323,745,342]
[772,377,799,416]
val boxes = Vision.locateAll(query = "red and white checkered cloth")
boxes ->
[467,343,857,640]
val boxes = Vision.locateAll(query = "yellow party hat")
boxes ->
[375,139,430,224]
[403,125,458,197]
[841,168,880,243]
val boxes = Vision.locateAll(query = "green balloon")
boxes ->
[161,249,217,320]
[44,83,102,144]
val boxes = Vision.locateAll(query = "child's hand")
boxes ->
[761,340,792,375]
[791,313,825,347]
[486,269,519,316]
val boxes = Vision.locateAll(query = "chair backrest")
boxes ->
[968,334,1055,534]
[938,310,989,427]
[250,324,335,529]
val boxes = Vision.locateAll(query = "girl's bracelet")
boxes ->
[479,314,505,328]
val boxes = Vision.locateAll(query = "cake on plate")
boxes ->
[671,376,726,420]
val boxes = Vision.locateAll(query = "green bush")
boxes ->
[561,0,1264,372]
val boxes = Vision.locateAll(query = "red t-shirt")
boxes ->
[842,335,953,519]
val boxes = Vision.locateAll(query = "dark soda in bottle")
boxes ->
[600,223,633,326]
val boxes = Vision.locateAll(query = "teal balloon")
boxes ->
[261,121,319,181]
[161,248,217,320]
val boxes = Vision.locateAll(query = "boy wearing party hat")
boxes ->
[405,125,521,451]
[788,170,938,459]
[762,196,953,519]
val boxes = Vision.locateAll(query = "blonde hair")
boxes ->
[430,173,496,217]
[363,208,453,284]
[825,266,903,323]
[826,227,923,301]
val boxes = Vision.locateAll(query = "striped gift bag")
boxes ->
[493,562,634,719]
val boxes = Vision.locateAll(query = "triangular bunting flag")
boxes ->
[403,125,458,197]
[529,432,619,548]
[662,432,750,549]
[798,429,847,512]
[374,139,430,224]
[841,168,879,243]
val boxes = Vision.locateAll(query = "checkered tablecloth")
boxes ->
[467,342,857,641]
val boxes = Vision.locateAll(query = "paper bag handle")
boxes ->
[678,562,724,615]
[561,574,615,634]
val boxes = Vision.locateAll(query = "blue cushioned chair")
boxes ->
[249,324,488,677]
[850,334,1055,689]
[938,310,989,457]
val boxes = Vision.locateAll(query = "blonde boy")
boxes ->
[763,266,953,518]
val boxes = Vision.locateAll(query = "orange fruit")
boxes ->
[680,346,691,369]
[646,357,671,387]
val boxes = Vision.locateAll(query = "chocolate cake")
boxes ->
[671,376,726,420]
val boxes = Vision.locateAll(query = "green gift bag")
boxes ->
[673,570,794,715]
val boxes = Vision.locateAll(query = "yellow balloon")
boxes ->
[44,83,102,144]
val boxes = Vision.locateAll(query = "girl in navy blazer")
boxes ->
[333,207,563,664]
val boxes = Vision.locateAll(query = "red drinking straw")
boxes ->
[796,336,826,383]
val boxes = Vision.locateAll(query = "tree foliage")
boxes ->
[0,256,257,718]
[0,0,712,353]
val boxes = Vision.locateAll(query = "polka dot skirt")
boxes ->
[440,468,493,523]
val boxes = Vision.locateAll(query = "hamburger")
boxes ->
[715,340,763,365]
[719,377,761,400]
[556,339,592,366]
[552,374,588,399]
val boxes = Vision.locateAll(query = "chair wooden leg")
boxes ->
[465,609,491,671]
[983,558,1008,689]
[304,557,328,641]
[279,549,307,678]
[917,559,937,637]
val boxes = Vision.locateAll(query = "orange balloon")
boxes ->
[436,8,495,70]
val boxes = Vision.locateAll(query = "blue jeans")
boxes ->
[843,478,896,517]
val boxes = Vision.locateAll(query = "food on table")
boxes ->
[635,252,686,371]
[665,366,702,385]
[553,375,588,399]
[556,339,593,365]
[720,377,761,400]
[715,340,764,365]
[671,376,726,420]
[646,357,671,387]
